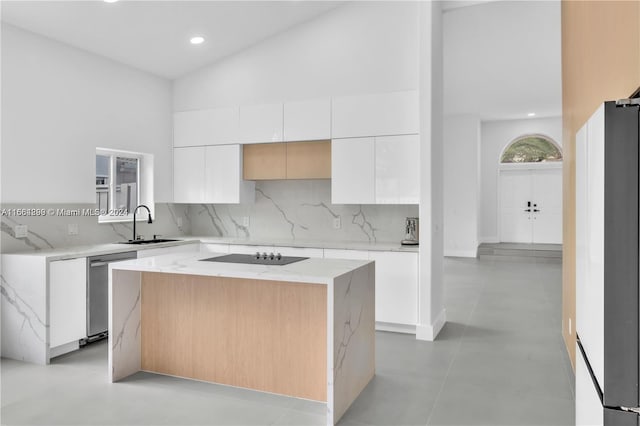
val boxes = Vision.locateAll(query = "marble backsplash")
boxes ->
[1,181,418,253]
[186,180,418,244]
[1,203,191,253]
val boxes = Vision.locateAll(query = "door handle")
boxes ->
[533,209,540,212]
[90,261,108,268]
[524,209,531,212]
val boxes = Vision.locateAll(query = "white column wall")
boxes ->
[444,114,480,257]
[417,1,445,341]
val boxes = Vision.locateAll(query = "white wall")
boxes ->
[444,114,480,257]
[1,24,173,203]
[173,1,419,110]
[480,116,562,242]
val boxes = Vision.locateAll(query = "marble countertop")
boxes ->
[1,235,418,261]
[1,239,200,261]
[194,236,419,253]
[111,251,372,285]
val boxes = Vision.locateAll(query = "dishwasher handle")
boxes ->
[90,261,108,268]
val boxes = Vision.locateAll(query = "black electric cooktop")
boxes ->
[200,253,308,266]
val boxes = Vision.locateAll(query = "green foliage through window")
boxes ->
[501,136,562,163]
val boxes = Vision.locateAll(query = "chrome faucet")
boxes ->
[131,204,153,241]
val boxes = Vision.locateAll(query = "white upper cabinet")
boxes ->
[375,135,420,204]
[174,145,254,204]
[331,90,419,138]
[331,137,375,204]
[174,107,239,147]
[205,145,254,203]
[174,147,205,203]
[239,103,283,144]
[283,98,331,141]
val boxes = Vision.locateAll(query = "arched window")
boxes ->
[500,135,562,164]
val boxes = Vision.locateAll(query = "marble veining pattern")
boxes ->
[0,255,48,364]
[256,188,308,238]
[351,207,377,242]
[1,203,190,253]
[111,289,140,353]
[188,180,416,243]
[0,274,46,344]
[331,264,375,423]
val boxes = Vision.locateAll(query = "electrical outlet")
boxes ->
[68,223,79,236]
[14,225,28,238]
[177,217,183,228]
[333,217,341,229]
[243,216,250,227]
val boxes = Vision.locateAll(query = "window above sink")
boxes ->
[96,148,154,224]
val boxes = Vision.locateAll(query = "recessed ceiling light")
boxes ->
[190,36,205,45]
[104,0,119,3]
[527,112,536,117]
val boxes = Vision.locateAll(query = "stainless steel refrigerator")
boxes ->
[576,99,640,425]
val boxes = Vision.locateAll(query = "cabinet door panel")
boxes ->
[284,98,331,141]
[368,251,418,325]
[239,103,283,143]
[174,147,205,203]
[375,135,419,204]
[243,143,287,180]
[174,107,239,147]
[332,91,418,138]
[331,138,375,204]
[205,145,245,203]
[50,258,87,347]
[286,141,331,179]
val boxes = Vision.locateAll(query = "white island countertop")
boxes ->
[111,251,372,285]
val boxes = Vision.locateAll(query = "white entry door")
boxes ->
[499,167,562,244]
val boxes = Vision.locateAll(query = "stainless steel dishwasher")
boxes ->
[85,251,137,343]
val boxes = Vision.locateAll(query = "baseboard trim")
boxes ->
[444,249,477,258]
[416,309,446,341]
[49,340,79,359]
[375,322,416,334]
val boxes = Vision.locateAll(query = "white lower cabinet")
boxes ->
[137,243,199,258]
[49,258,87,350]
[324,248,418,328]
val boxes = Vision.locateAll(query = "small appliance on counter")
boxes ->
[401,217,419,246]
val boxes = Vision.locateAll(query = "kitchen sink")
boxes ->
[118,239,179,245]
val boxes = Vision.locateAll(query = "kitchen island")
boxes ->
[109,251,375,425]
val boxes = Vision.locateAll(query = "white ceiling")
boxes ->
[1,1,343,79]
[443,0,562,120]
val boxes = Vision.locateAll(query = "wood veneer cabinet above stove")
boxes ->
[243,140,331,180]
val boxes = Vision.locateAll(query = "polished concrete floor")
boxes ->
[1,257,574,426]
